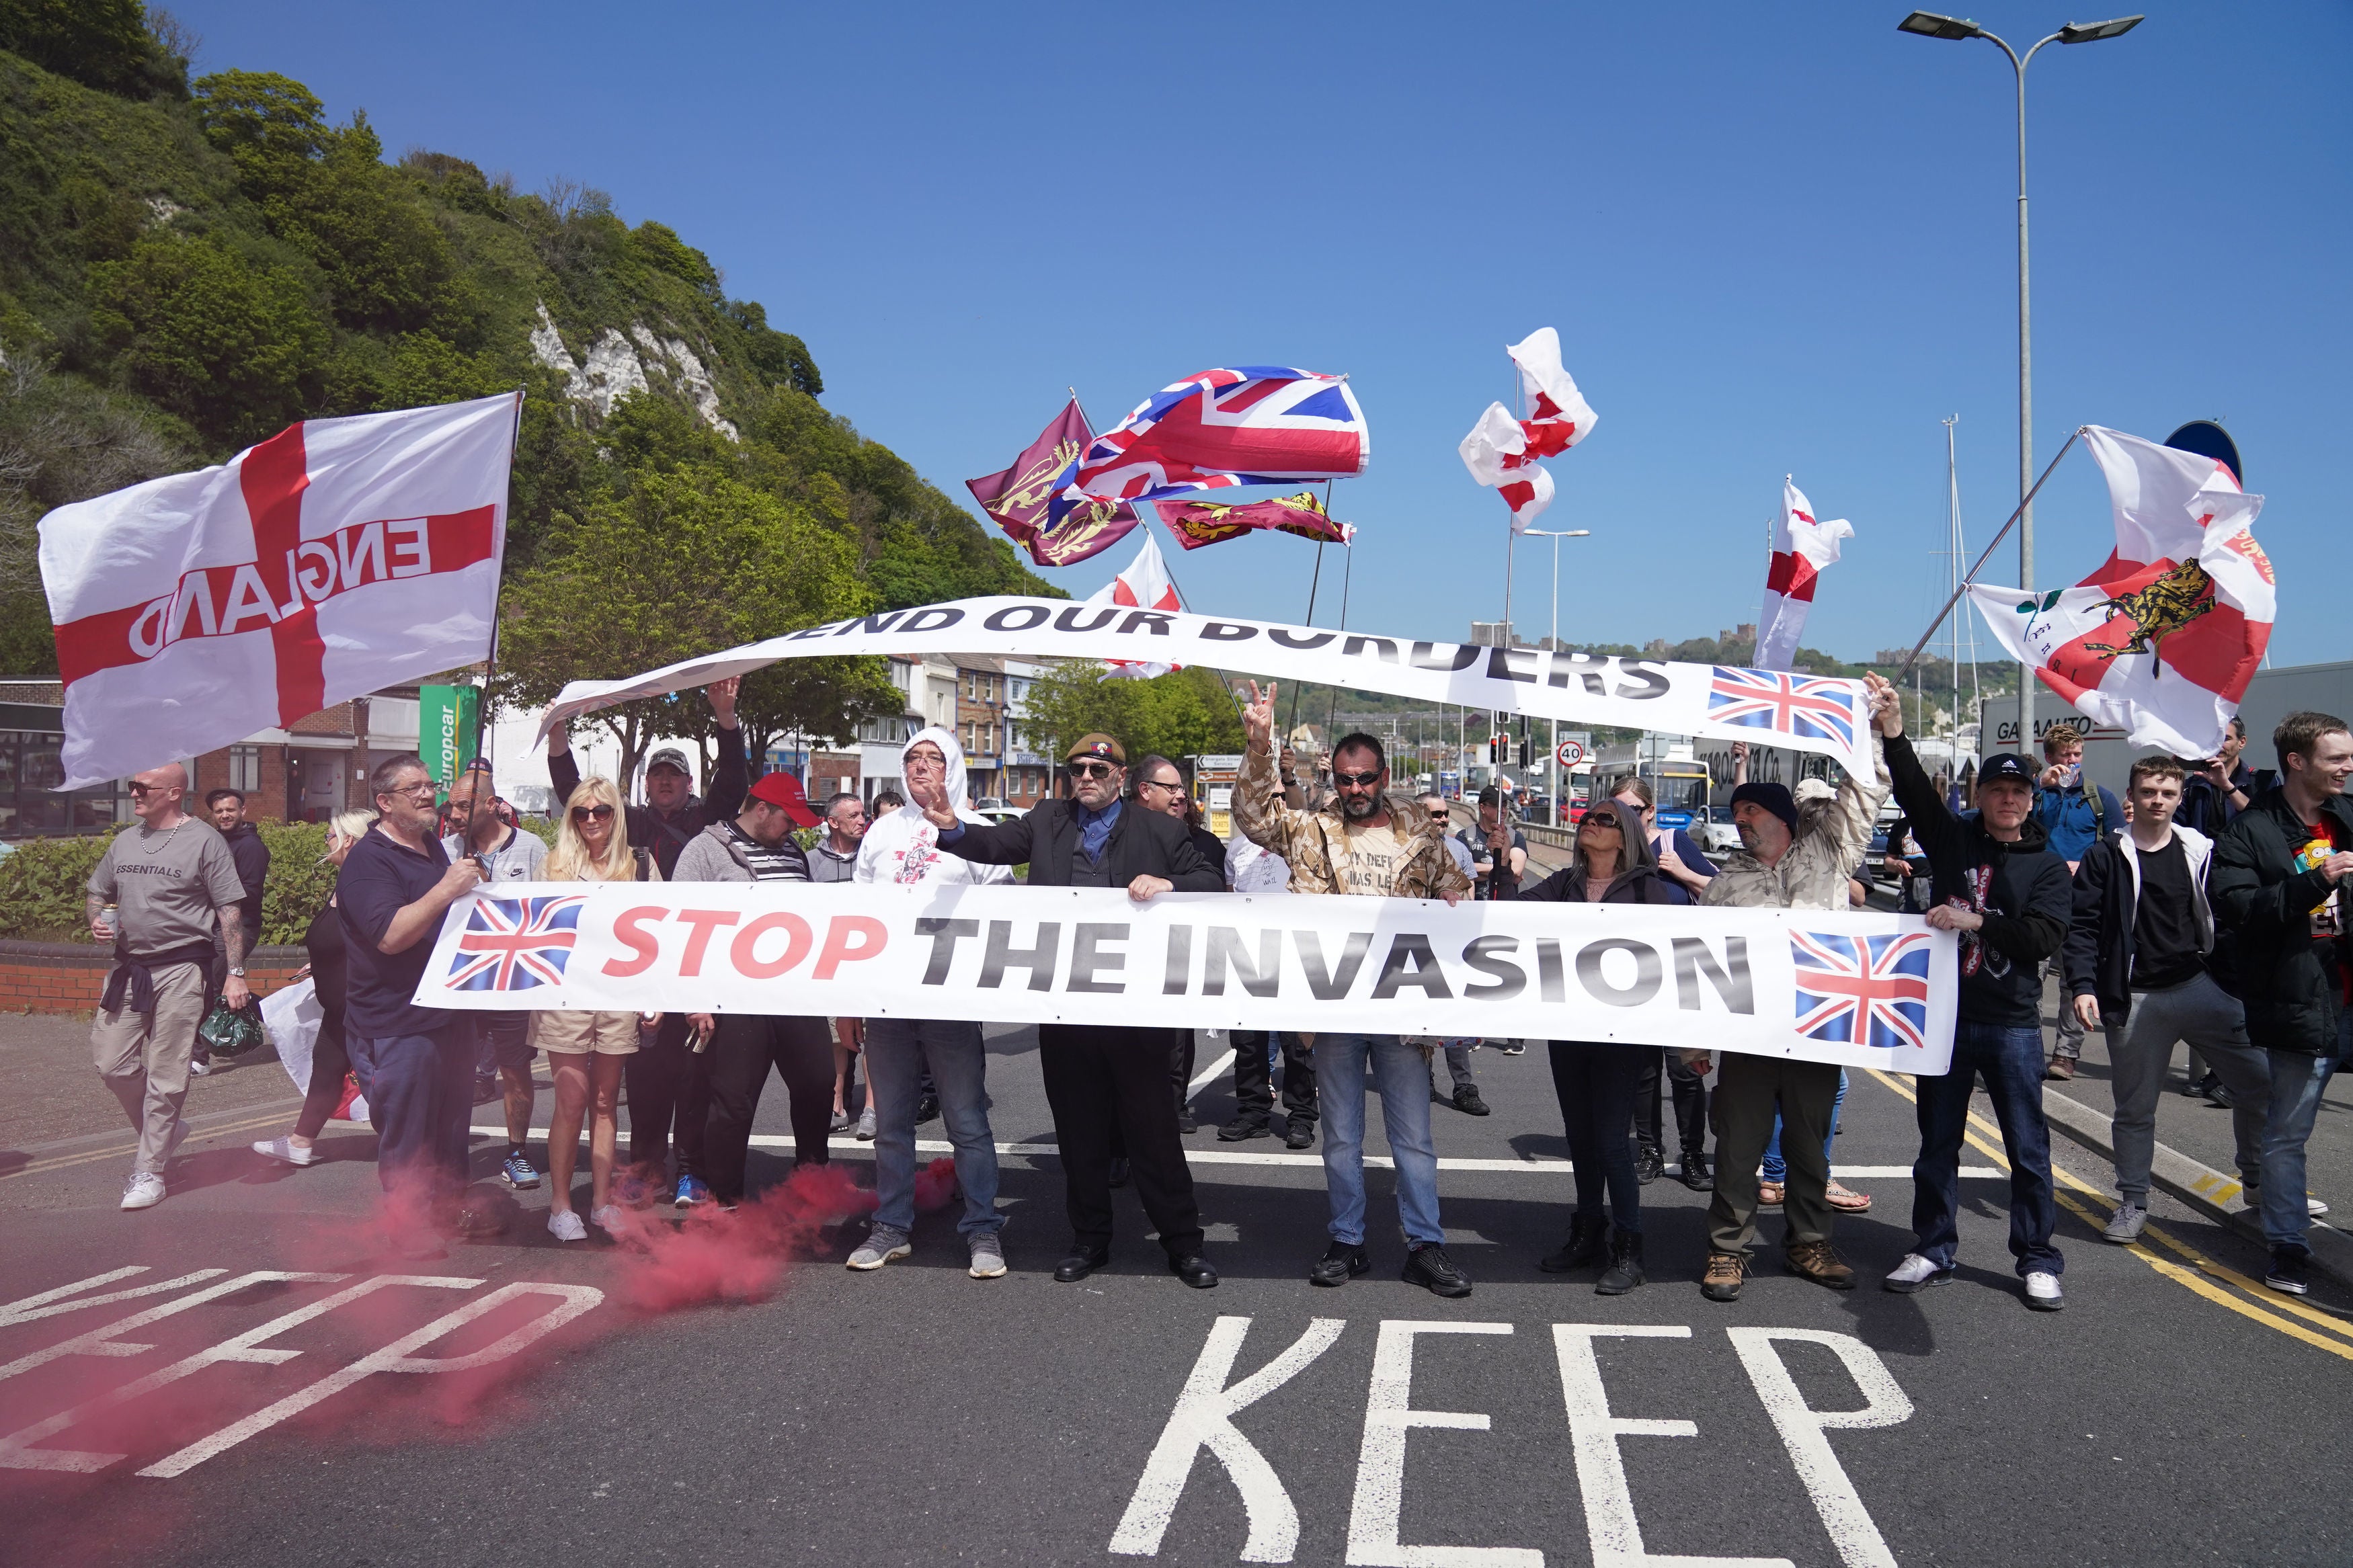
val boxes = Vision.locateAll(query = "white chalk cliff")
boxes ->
[529,302,740,440]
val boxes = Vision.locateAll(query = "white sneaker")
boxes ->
[589,1204,625,1235]
[548,1208,588,1242]
[2102,1202,2149,1244]
[121,1171,165,1210]
[252,1137,318,1167]
[2309,1196,2331,1218]
[186,1055,212,1077]
[2024,1270,2065,1311]
[1882,1252,1950,1294]
[854,1107,877,1141]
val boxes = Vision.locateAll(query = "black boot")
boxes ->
[1633,1145,1665,1185]
[1596,1229,1646,1296]
[1678,1146,1714,1192]
[1540,1212,1610,1273]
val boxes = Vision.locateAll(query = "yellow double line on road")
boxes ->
[1866,1069,2353,1362]
[1,1109,302,1183]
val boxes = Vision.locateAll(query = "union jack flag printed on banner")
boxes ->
[1791,931,1933,1050]
[445,895,588,991]
[1048,368,1368,529]
[1706,667,1859,749]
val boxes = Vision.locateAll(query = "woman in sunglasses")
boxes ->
[537,776,662,1241]
[1489,798,1687,1294]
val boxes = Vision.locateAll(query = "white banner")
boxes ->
[415,883,1957,1075]
[535,596,1876,778]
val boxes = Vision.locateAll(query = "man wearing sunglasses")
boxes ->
[85,762,251,1211]
[920,733,1226,1288]
[1135,754,1228,1132]
[442,761,549,1192]
[1233,682,1476,1298]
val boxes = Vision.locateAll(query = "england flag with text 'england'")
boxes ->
[38,393,520,789]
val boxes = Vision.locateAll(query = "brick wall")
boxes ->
[0,941,310,1014]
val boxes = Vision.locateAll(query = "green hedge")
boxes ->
[0,821,337,948]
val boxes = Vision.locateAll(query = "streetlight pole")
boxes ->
[1899,10,2141,752]
[1522,528,1589,821]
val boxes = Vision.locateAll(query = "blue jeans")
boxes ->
[865,1018,1002,1237]
[1763,1068,1849,1183]
[2262,1009,2352,1251]
[1911,1020,2063,1277]
[1548,1040,1644,1233]
[349,1027,473,1199]
[1316,1033,1443,1247]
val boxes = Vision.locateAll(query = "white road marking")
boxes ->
[1109,1315,1345,1563]
[141,1281,604,1477]
[1552,1325,1790,1568]
[0,1269,346,1385]
[1726,1329,1911,1568]
[0,1274,463,1474]
[1347,1321,1540,1567]
[471,1128,1992,1180]
[0,1268,229,1331]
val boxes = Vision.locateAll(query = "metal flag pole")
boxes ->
[1324,540,1354,739]
[475,387,527,776]
[1897,425,2083,678]
[1287,540,1326,734]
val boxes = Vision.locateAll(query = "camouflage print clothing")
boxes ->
[1233,745,1472,901]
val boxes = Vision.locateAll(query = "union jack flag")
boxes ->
[1049,368,1368,528]
[1706,667,1859,749]
[1791,931,1932,1050]
[445,895,588,991]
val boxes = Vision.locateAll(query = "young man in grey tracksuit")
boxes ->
[2063,756,2271,1243]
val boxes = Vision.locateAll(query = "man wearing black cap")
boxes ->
[1880,707,2075,1311]
[1693,673,1897,1303]
[919,733,1226,1288]
[550,676,748,1206]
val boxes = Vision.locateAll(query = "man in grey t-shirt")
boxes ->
[85,761,250,1210]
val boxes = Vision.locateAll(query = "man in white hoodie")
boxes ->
[848,729,1016,1280]
[2063,755,2272,1243]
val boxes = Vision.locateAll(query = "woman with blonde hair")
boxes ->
[539,776,662,1241]
[254,810,378,1168]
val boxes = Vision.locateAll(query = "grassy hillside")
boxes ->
[0,3,1055,760]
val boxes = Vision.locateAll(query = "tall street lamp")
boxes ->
[1898,9,2141,749]
[1523,528,1590,820]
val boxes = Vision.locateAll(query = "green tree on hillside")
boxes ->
[1019,661,1244,771]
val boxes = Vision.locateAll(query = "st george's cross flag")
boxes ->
[1458,328,1599,532]
[1086,529,1183,679]
[1754,477,1854,671]
[38,393,519,790]
[1968,425,2274,758]
[1047,367,1369,530]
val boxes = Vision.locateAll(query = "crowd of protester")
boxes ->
[77,675,2352,1303]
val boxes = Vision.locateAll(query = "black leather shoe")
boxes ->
[1176,1106,1199,1134]
[916,1094,941,1124]
[1108,1157,1131,1188]
[1054,1247,1111,1283]
[1310,1241,1371,1286]
[1634,1145,1666,1185]
[1679,1147,1715,1192]
[1452,1086,1490,1116]
[1170,1253,1219,1288]
[1402,1243,1473,1298]
[1283,1122,1316,1150]
[1219,1117,1273,1142]
[1539,1212,1609,1274]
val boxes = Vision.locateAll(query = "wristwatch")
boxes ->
[227,966,247,977]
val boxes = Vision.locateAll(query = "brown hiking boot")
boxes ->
[1784,1239,1857,1290]
[1700,1251,1747,1302]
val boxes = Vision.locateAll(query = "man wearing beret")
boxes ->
[1692,672,1899,1303]
[920,733,1226,1288]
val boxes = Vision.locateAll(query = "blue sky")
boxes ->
[177,2,2350,667]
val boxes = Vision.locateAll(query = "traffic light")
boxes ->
[1517,739,1533,768]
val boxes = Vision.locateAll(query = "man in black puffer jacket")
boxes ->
[2212,710,2353,1298]
[920,733,1224,1290]
[1882,710,2074,1311]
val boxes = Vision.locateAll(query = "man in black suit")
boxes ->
[920,733,1224,1288]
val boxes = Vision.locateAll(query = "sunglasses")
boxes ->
[1334,769,1383,787]
[1068,761,1118,780]
[571,804,616,823]
[128,782,166,796]
[1138,778,1183,792]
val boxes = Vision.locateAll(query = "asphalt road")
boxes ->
[4,1012,2350,1568]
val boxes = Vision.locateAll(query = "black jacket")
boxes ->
[550,725,748,880]
[2211,786,2353,1054]
[1886,733,2073,1026]
[939,798,1224,891]
[2062,826,2229,1027]
[1490,801,1689,907]
[1186,821,1230,886]
[220,821,270,933]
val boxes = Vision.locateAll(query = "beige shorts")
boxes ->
[530,1010,641,1056]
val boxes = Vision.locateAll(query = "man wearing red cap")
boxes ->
[673,769,830,1208]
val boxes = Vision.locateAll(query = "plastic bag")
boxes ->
[262,979,322,1092]
[197,997,267,1058]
